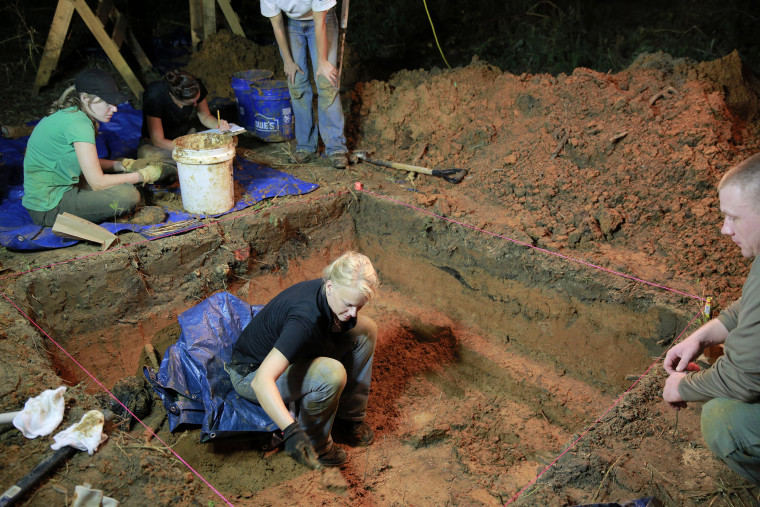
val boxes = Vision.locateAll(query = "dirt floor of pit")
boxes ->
[2,245,757,507]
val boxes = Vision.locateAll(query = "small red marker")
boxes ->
[354,182,363,190]
[686,362,701,372]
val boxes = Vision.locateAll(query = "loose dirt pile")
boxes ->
[352,52,760,305]
[183,30,284,100]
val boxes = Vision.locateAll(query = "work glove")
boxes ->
[119,158,137,172]
[137,165,162,185]
[282,421,320,469]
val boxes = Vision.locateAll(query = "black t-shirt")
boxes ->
[140,79,209,140]
[229,279,357,374]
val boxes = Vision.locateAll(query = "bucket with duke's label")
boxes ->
[251,79,294,143]
[231,70,273,132]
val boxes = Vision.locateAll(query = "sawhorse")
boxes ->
[33,0,153,98]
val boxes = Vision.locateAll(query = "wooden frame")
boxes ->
[189,0,245,51]
[33,0,153,97]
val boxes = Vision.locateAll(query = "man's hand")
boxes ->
[664,337,703,375]
[663,372,688,410]
[315,61,338,87]
[284,61,304,84]
[283,422,320,469]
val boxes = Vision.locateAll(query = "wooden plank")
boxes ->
[111,12,127,48]
[52,213,117,251]
[126,29,153,70]
[73,0,144,98]
[106,5,153,70]
[202,0,216,40]
[95,0,113,25]
[216,0,244,37]
[33,0,76,95]
[189,0,203,50]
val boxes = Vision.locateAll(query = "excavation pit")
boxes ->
[0,192,715,505]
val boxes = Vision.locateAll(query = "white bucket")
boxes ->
[172,133,236,214]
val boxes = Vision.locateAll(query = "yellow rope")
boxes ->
[422,0,451,69]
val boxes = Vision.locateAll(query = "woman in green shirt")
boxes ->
[22,68,161,227]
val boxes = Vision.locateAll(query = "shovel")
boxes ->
[355,152,467,184]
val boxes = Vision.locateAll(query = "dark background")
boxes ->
[0,0,758,88]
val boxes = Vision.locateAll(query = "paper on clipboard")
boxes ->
[201,123,246,135]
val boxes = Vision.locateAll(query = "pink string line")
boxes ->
[358,188,705,302]
[503,307,704,505]
[1,184,705,503]
[0,190,350,283]
[0,190,351,503]
[0,291,236,506]
[355,186,709,504]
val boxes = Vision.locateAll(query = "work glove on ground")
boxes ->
[282,421,320,469]
[137,165,162,185]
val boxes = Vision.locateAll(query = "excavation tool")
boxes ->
[355,152,468,184]
[0,410,114,507]
[337,0,350,89]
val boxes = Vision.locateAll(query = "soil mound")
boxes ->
[352,53,760,303]
[183,30,284,100]
[688,49,760,124]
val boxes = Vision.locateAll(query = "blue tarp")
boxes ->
[143,292,286,442]
[0,99,318,250]
[0,158,318,250]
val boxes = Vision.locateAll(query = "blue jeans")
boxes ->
[285,9,347,156]
[228,315,376,454]
[701,398,760,486]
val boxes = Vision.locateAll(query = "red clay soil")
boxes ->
[2,45,760,506]
[351,50,760,306]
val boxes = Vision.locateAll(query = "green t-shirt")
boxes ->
[22,108,96,212]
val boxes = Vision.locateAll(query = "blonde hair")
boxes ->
[48,85,99,132]
[323,251,379,300]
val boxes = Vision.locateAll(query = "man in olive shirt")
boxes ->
[663,153,760,486]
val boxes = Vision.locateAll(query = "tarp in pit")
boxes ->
[143,291,290,442]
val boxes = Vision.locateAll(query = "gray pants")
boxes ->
[228,314,377,454]
[28,184,140,227]
[701,398,760,485]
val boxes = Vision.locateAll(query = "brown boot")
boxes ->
[318,444,347,467]
[332,419,374,446]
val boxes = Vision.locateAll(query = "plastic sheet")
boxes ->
[144,292,285,442]
[0,158,318,250]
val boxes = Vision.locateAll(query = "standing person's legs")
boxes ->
[286,18,318,155]
[305,9,347,157]
[28,184,140,227]
[227,358,346,454]
[701,398,760,486]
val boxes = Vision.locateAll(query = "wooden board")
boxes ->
[33,0,150,97]
[52,213,117,251]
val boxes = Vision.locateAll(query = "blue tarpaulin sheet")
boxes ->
[143,292,285,441]
[0,103,318,251]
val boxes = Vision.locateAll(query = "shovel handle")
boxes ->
[361,157,433,175]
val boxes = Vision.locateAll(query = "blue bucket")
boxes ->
[231,70,273,132]
[251,79,294,143]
